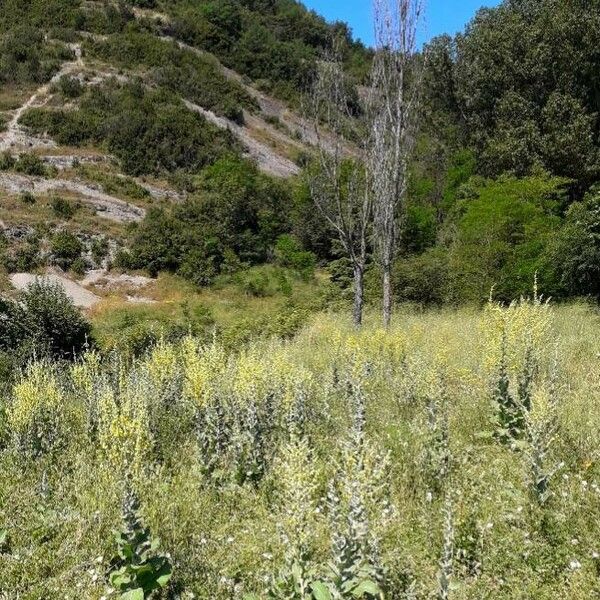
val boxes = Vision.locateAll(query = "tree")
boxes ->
[307,45,371,327]
[546,186,600,299]
[368,0,424,327]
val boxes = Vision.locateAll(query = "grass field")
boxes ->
[1,298,600,599]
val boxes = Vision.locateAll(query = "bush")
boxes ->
[51,196,77,219]
[20,191,36,205]
[14,153,47,177]
[128,157,292,284]
[393,248,450,306]
[70,256,87,277]
[51,231,83,269]
[274,234,316,279]
[0,152,15,171]
[544,186,600,299]
[3,238,41,273]
[0,280,91,360]
[56,75,83,98]
[446,175,564,303]
[238,270,271,297]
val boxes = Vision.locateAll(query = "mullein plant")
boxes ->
[108,487,172,599]
[323,375,392,599]
[493,329,536,447]
[523,353,563,506]
[260,431,325,599]
[437,494,455,600]
[423,378,451,501]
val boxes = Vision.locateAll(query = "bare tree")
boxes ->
[307,46,371,327]
[368,0,424,327]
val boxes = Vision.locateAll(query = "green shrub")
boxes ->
[56,74,83,98]
[51,196,77,220]
[274,234,316,279]
[14,153,47,177]
[0,152,15,171]
[20,191,36,205]
[50,231,82,269]
[70,256,87,277]
[91,237,109,265]
[0,280,91,360]
[238,270,271,297]
[393,247,450,306]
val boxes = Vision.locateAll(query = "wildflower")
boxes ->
[569,559,582,571]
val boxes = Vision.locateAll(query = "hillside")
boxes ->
[0,0,368,319]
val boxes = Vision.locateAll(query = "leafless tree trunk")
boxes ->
[307,45,371,328]
[368,0,424,327]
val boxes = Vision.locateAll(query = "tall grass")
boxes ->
[1,300,600,598]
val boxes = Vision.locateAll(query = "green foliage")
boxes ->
[109,491,172,598]
[274,234,316,279]
[0,279,91,360]
[128,157,291,284]
[545,186,600,299]
[393,248,450,306]
[20,82,237,176]
[14,153,48,177]
[55,74,83,98]
[167,0,371,101]
[446,175,565,303]
[85,31,255,116]
[50,196,77,220]
[50,230,82,270]
[0,26,69,84]
[20,191,36,205]
[423,0,600,192]
[0,151,15,171]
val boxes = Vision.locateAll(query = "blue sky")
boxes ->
[301,0,502,47]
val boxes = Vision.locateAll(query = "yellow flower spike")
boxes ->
[145,339,178,387]
[9,363,62,436]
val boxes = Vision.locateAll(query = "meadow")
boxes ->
[1,297,600,599]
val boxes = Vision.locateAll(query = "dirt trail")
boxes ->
[0,44,84,152]
[0,172,145,223]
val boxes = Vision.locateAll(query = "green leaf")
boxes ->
[243,595,261,600]
[120,589,144,600]
[352,580,382,597]
[311,581,333,600]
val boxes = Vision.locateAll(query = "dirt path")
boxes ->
[0,44,84,152]
[0,172,145,223]
[10,271,101,308]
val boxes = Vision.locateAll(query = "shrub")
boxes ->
[544,186,600,299]
[51,196,77,220]
[274,234,316,278]
[393,247,450,306]
[56,75,84,98]
[0,280,91,360]
[14,153,47,177]
[70,256,87,277]
[51,231,83,269]
[238,270,270,297]
[0,152,15,171]
[20,191,36,205]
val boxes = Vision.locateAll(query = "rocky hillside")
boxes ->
[0,0,370,304]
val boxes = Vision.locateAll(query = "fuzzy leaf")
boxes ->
[311,581,333,600]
